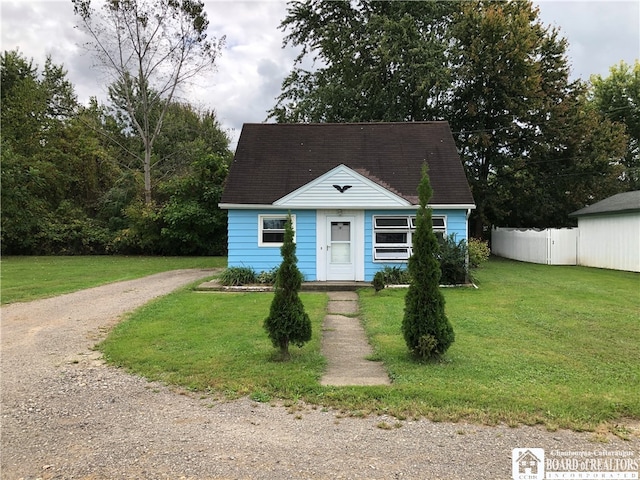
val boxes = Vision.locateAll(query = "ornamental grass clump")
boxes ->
[219,267,257,286]
[263,213,312,360]
[402,165,455,359]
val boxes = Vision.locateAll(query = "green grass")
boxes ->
[100,291,328,399]
[357,258,640,431]
[0,256,225,304]
[8,255,638,432]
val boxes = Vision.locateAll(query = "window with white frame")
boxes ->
[258,214,296,246]
[373,215,446,261]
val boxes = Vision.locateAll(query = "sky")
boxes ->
[1,0,639,150]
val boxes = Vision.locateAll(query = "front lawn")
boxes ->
[0,256,225,304]
[99,258,639,432]
[358,258,640,431]
[101,290,328,399]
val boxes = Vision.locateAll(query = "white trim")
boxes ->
[316,210,365,281]
[274,164,412,208]
[430,204,476,210]
[258,214,296,247]
[220,203,476,210]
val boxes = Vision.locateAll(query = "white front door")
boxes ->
[326,215,355,280]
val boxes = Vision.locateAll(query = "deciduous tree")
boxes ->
[108,104,232,255]
[269,0,455,123]
[271,0,629,231]
[72,0,225,204]
[589,60,640,190]
[0,50,98,254]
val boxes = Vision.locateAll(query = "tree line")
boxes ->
[1,49,232,255]
[2,0,638,256]
[270,0,639,236]
[2,0,230,256]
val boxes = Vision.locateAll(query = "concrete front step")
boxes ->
[196,280,373,292]
[302,282,372,292]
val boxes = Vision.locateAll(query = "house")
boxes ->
[515,449,542,476]
[569,190,640,272]
[219,122,475,281]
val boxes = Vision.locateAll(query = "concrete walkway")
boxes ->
[320,291,391,386]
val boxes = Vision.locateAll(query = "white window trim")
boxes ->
[372,214,447,262]
[258,214,296,247]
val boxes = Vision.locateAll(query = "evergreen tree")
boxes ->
[402,165,454,359]
[264,214,312,360]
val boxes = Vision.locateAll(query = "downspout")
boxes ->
[465,208,471,273]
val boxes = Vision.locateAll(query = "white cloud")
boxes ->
[535,0,639,81]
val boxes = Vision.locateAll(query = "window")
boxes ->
[432,216,446,239]
[259,215,295,246]
[373,215,446,261]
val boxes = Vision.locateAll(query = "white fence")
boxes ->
[491,227,578,265]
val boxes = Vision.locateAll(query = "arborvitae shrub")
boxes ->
[402,165,455,359]
[263,214,312,359]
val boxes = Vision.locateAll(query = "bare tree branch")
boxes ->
[72,0,225,204]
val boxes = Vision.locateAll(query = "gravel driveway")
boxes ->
[1,270,638,479]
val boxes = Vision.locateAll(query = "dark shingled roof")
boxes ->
[220,122,475,206]
[570,191,640,217]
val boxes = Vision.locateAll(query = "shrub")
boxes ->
[372,266,411,291]
[468,238,490,268]
[383,266,411,284]
[264,214,312,359]
[438,234,468,285]
[402,165,454,359]
[111,200,162,254]
[35,201,112,255]
[256,267,278,285]
[219,267,257,286]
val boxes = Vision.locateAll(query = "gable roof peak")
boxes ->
[220,122,474,207]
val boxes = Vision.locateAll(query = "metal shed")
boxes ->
[569,191,640,272]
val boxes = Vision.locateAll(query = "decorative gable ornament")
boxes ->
[333,184,352,193]
[273,164,412,209]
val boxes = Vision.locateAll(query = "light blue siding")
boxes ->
[228,208,469,282]
[434,208,468,242]
[227,210,317,280]
[364,209,469,281]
